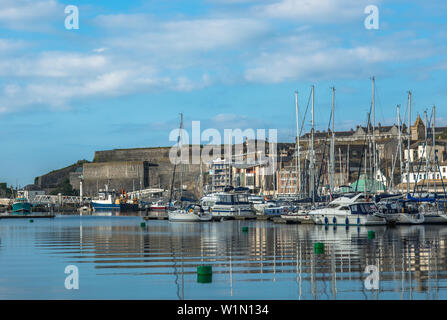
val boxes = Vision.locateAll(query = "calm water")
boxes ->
[1,214,447,300]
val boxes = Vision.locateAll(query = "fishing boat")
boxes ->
[168,204,212,222]
[91,185,120,212]
[308,193,386,226]
[92,185,138,212]
[12,197,31,214]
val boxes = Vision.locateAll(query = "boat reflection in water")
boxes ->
[1,216,447,299]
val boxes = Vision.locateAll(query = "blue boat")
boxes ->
[91,185,139,212]
[12,197,31,214]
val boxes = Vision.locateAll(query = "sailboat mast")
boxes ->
[199,148,203,199]
[295,91,300,196]
[397,105,403,189]
[433,105,436,193]
[425,110,429,192]
[407,91,412,195]
[169,113,183,206]
[372,77,377,187]
[330,87,335,194]
[310,85,315,203]
[179,113,184,200]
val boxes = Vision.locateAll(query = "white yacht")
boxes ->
[168,205,212,222]
[200,192,253,219]
[308,193,386,226]
[375,199,425,225]
[281,208,313,223]
[248,195,268,214]
[418,201,447,224]
[262,200,289,216]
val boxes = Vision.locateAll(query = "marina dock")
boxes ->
[0,214,55,219]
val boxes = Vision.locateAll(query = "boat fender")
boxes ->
[324,217,329,225]
[333,217,337,224]
[345,218,349,225]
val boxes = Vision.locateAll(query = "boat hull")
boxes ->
[168,211,212,222]
[12,202,31,214]
[210,205,253,218]
[311,212,386,226]
[376,212,425,225]
[92,202,139,212]
[280,213,313,223]
[151,206,167,211]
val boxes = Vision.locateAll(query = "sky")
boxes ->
[0,0,446,187]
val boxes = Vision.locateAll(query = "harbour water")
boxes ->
[1,214,447,300]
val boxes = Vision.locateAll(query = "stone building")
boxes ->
[81,161,156,196]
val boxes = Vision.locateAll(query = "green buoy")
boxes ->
[29,219,34,223]
[314,242,324,254]
[197,265,212,275]
[197,265,212,283]
[241,226,248,232]
[197,273,212,283]
[140,222,146,228]
[368,230,376,240]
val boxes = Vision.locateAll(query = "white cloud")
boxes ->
[93,48,107,53]
[0,39,28,54]
[244,33,438,83]
[0,52,108,78]
[0,0,63,31]
[103,18,268,54]
[0,49,215,113]
[255,0,381,22]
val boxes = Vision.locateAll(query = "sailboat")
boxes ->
[168,113,212,222]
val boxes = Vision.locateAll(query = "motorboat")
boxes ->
[280,208,313,223]
[418,201,447,224]
[168,204,212,222]
[262,200,289,216]
[150,200,167,211]
[248,195,269,214]
[375,199,425,225]
[308,193,386,226]
[200,192,253,219]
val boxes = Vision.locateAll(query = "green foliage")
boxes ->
[49,178,79,196]
[437,129,447,140]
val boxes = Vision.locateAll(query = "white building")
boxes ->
[20,184,45,201]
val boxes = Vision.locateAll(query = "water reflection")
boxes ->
[1,216,447,299]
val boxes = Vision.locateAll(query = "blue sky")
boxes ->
[0,0,446,186]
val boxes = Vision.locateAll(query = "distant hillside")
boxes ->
[34,160,89,192]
